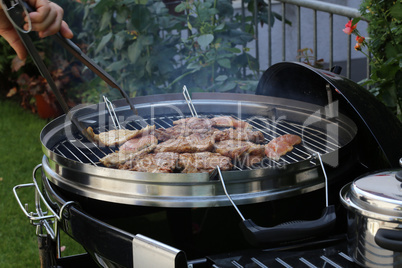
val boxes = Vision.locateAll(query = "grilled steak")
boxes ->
[178,152,232,173]
[154,124,218,142]
[87,125,155,146]
[265,134,302,160]
[211,116,252,129]
[119,152,179,173]
[100,144,157,168]
[214,140,265,167]
[213,128,265,143]
[173,117,214,129]
[154,133,214,153]
[119,135,158,152]
[100,134,158,167]
[174,116,252,129]
[96,115,270,172]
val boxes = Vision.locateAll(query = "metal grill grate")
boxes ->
[51,114,341,170]
[205,239,356,268]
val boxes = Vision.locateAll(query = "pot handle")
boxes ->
[240,205,336,246]
[375,228,402,252]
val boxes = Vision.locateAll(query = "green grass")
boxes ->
[0,98,84,267]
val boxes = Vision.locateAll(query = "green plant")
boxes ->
[78,0,286,98]
[296,48,324,69]
[347,1,402,121]
[245,0,292,27]
[170,0,259,92]
[78,0,184,98]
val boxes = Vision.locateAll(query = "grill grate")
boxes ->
[205,239,357,268]
[52,114,341,170]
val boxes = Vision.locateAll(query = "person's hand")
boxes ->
[0,0,73,60]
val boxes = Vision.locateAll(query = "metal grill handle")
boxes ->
[216,163,337,247]
[13,164,75,240]
[182,85,198,117]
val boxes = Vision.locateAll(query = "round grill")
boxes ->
[40,93,357,207]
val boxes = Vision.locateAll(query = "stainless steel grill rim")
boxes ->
[40,93,357,207]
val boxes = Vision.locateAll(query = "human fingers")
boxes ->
[24,0,52,25]
[24,0,56,31]
[0,10,27,59]
[24,0,67,36]
[35,5,61,38]
[59,21,73,39]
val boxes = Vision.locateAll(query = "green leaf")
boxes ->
[390,1,402,21]
[175,2,187,13]
[197,34,214,49]
[217,58,231,69]
[224,47,241,53]
[145,59,153,76]
[116,8,129,24]
[215,23,225,31]
[128,41,142,63]
[153,1,167,15]
[187,61,202,70]
[100,11,112,31]
[351,18,361,26]
[215,75,228,82]
[216,0,234,18]
[106,60,127,72]
[141,35,154,46]
[95,32,113,54]
[135,0,148,4]
[385,43,398,59]
[219,81,237,91]
[113,31,126,50]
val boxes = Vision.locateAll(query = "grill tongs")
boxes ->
[1,0,138,138]
[215,153,336,247]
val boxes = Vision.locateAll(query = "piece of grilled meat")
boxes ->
[214,140,265,167]
[154,124,218,142]
[265,134,302,160]
[173,116,252,129]
[87,125,155,146]
[99,135,158,167]
[213,128,265,143]
[178,152,233,173]
[154,133,214,153]
[119,152,179,173]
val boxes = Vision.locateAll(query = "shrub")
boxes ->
[78,0,285,98]
[357,0,402,120]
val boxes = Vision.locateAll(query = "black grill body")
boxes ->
[32,62,402,267]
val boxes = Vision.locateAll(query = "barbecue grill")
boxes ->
[14,62,402,268]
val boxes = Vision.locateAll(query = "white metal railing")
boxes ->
[241,0,369,80]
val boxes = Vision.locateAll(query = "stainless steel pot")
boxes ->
[340,169,402,267]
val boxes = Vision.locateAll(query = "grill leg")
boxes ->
[38,234,57,268]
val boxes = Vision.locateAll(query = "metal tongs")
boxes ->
[215,153,336,246]
[1,0,138,137]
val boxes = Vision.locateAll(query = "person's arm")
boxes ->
[0,0,73,60]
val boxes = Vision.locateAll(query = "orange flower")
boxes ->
[354,43,362,51]
[342,20,357,35]
[356,36,365,43]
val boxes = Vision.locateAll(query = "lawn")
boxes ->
[0,98,84,267]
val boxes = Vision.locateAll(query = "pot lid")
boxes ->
[348,169,402,218]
